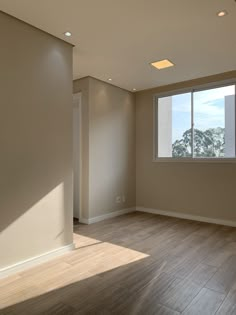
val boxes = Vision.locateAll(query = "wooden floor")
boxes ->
[1,212,236,314]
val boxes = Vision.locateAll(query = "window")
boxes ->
[154,83,236,161]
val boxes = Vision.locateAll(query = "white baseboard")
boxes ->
[0,243,75,279]
[79,217,89,224]
[3,207,234,278]
[136,207,236,227]
[84,207,135,224]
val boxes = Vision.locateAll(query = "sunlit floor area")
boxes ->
[1,212,236,314]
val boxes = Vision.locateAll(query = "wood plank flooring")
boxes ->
[1,212,236,314]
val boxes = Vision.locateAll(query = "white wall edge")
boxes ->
[86,207,135,224]
[0,243,75,279]
[136,207,236,227]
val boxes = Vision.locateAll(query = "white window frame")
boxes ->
[153,79,236,163]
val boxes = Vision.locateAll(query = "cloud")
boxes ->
[158,85,235,141]
[170,84,235,115]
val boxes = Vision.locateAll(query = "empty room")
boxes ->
[0,1,236,314]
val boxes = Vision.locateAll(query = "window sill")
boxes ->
[153,158,236,163]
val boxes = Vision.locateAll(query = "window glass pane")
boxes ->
[193,85,235,158]
[157,93,192,157]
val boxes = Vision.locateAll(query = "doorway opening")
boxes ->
[73,92,81,223]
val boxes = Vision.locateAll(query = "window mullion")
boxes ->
[191,91,194,158]
[235,84,236,158]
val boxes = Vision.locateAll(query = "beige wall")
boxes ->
[0,13,73,269]
[136,71,236,221]
[73,77,136,219]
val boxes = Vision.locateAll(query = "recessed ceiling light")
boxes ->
[108,78,112,81]
[151,59,174,70]
[64,31,72,37]
[217,10,228,17]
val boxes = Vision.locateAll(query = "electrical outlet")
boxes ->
[116,196,121,203]
[122,195,126,203]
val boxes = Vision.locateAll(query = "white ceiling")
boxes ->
[1,0,236,91]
